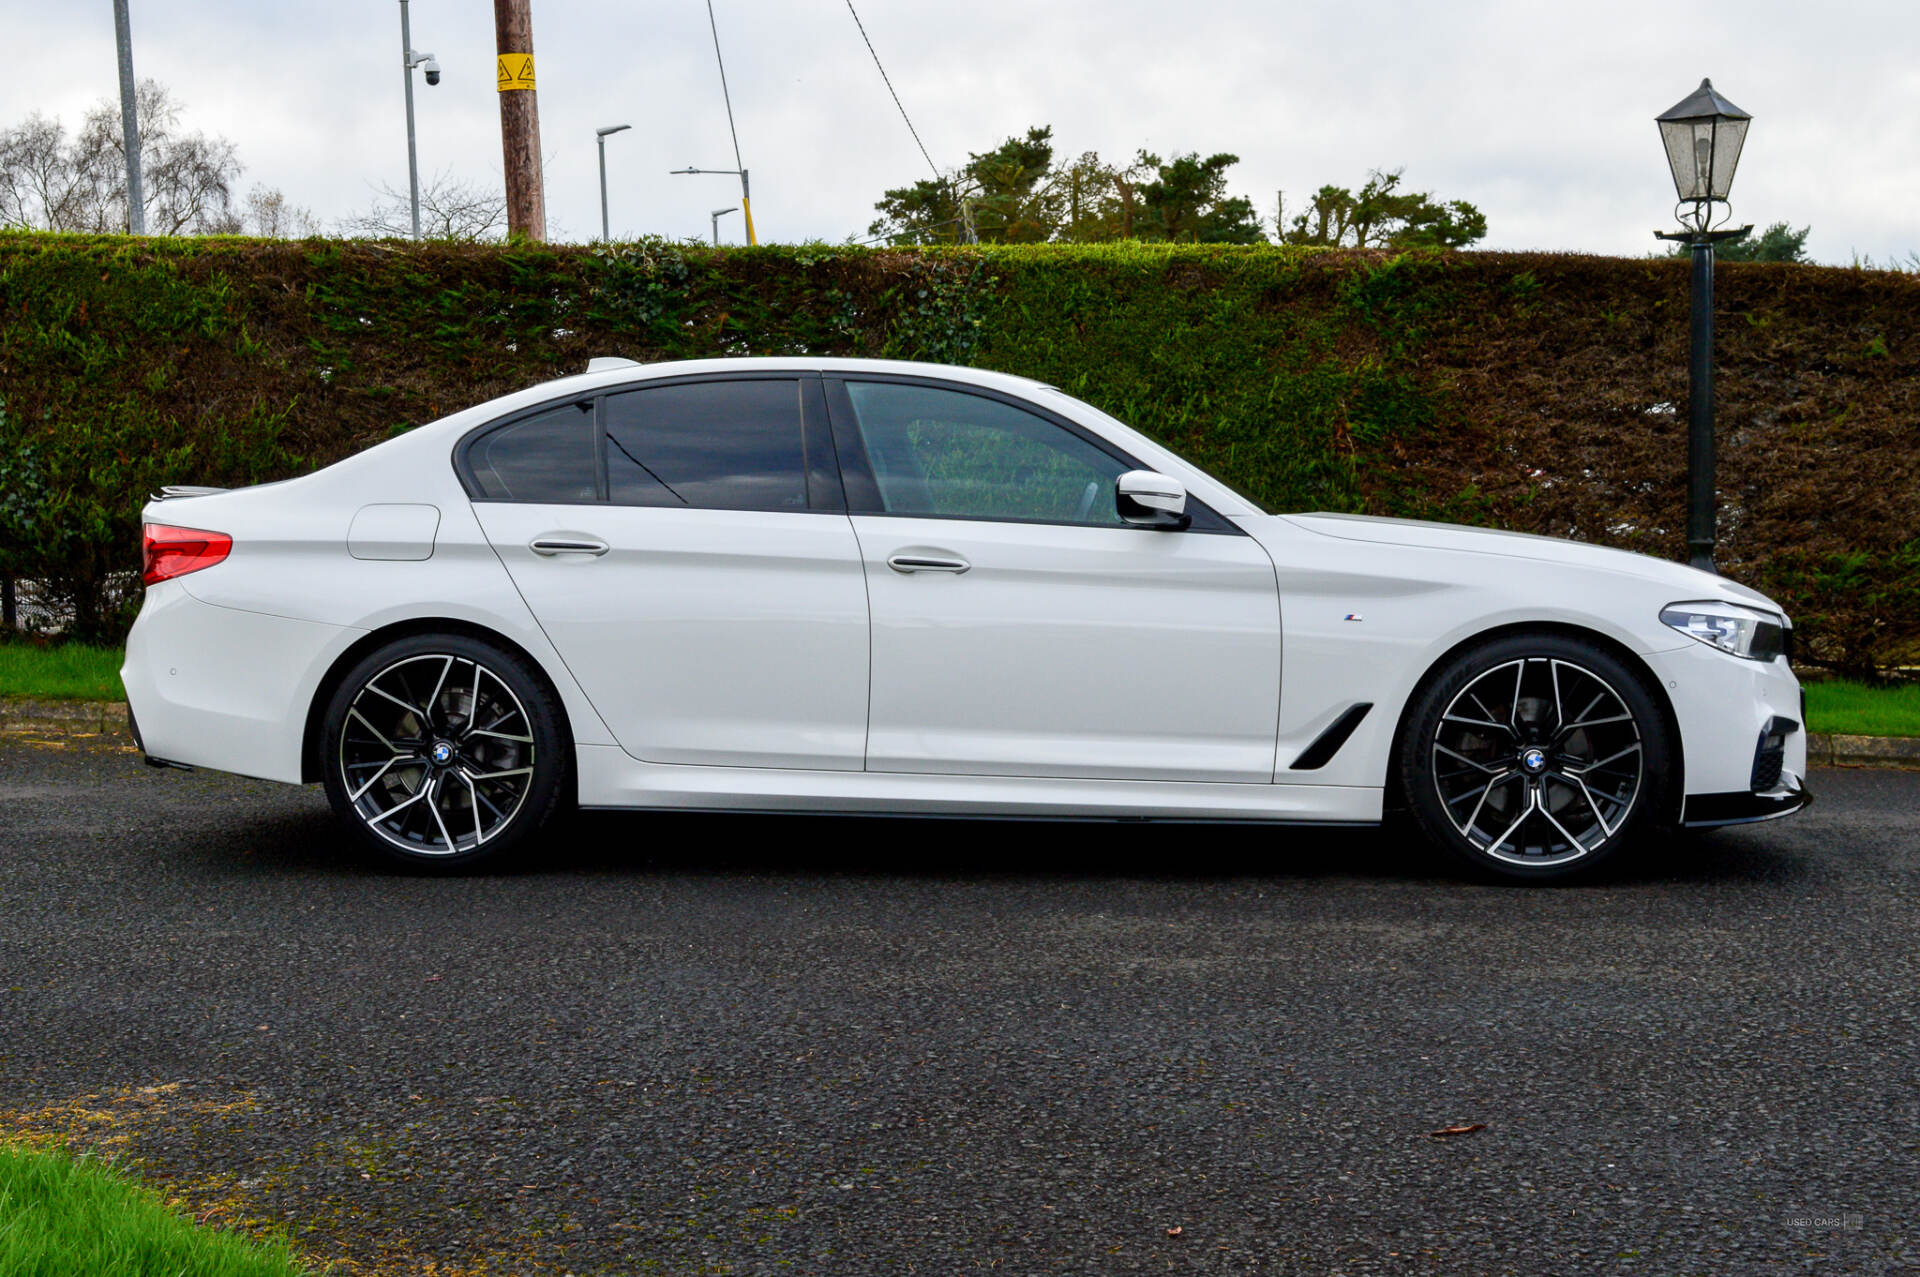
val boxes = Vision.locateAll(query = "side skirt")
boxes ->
[574,744,1384,823]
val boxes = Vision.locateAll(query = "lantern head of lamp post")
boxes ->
[1656,78,1750,235]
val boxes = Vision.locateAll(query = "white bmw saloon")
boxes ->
[124,357,1809,879]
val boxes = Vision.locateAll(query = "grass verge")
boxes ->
[0,1143,309,1276]
[1802,678,1920,738]
[0,642,124,701]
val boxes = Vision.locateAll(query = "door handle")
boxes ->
[529,537,610,557]
[887,553,970,574]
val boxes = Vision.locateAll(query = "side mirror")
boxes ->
[1116,470,1190,529]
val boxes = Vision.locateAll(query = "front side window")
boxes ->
[844,382,1128,525]
[604,379,807,511]
[468,401,597,503]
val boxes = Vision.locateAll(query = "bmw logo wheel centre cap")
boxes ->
[1521,747,1548,774]
[429,740,456,767]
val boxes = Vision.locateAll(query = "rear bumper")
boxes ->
[122,583,361,784]
[125,701,183,769]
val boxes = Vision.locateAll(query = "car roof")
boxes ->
[528,356,1051,397]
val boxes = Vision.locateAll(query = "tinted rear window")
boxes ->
[468,402,597,503]
[603,380,807,511]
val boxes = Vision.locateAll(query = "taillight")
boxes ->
[142,524,232,586]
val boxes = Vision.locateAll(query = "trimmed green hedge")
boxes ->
[1,233,1916,672]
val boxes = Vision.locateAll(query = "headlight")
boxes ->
[1660,601,1789,662]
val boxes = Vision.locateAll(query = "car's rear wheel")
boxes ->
[320,634,570,870]
[1398,634,1672,882]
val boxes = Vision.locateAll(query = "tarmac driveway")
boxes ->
[2,735,1916,1275]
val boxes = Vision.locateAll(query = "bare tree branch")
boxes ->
[338,171,508,242]
[0,80,242,233]
[0,113,113,230]
[236,185,321,238]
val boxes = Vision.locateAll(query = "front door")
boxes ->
[468,375,870,771]
[829,377,1282,783]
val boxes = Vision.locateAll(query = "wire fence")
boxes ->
[0,575,140,638]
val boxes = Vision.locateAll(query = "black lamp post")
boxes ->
[1654,78,1753,574]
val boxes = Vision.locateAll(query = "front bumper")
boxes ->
[1680,773,1814,827]
[1642,641,1810,825]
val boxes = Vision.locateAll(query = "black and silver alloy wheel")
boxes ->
[1432,657,1642,867]
[1400,635,1671,881]
[321,634,569,868]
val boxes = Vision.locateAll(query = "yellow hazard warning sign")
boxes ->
[496,53,536,91]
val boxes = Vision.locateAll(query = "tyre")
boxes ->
[319,633,571,870]
[1396,633,1672,882]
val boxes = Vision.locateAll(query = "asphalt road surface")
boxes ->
[3,735,1917,1275]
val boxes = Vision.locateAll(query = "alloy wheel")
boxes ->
[337,653,536,856]
[1429,657,1644,868]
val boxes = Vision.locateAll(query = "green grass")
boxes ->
[0,643,124,701]
[1803,678,1920,738]
[0,1144,310,1277]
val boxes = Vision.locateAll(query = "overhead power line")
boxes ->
[852,212,968,246]
[705,0,746,173]
[843,0,940,182]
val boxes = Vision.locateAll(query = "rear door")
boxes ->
[466,374,871,771]
[827,376,1282,783]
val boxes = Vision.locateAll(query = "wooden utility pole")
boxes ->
[493,0,545,241]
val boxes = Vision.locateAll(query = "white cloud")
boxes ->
[5,0,1912,262]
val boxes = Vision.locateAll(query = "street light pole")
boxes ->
[399,0,420,240]
[710,207,737,245]
[397,1,441,240]
[1653,78,1753,575]
[596,125,631,242]
[1684,238,1723,571]
[112,0,144,234]
[671,166,756,245]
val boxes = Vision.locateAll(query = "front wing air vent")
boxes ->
[1291,703,1374,771]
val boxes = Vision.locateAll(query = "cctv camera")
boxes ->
[423,58,441,86]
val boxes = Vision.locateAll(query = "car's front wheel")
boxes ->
[320,633,570,870]
[1397,634,1673,882]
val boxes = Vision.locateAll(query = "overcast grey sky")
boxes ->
[8,1,1917,262]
